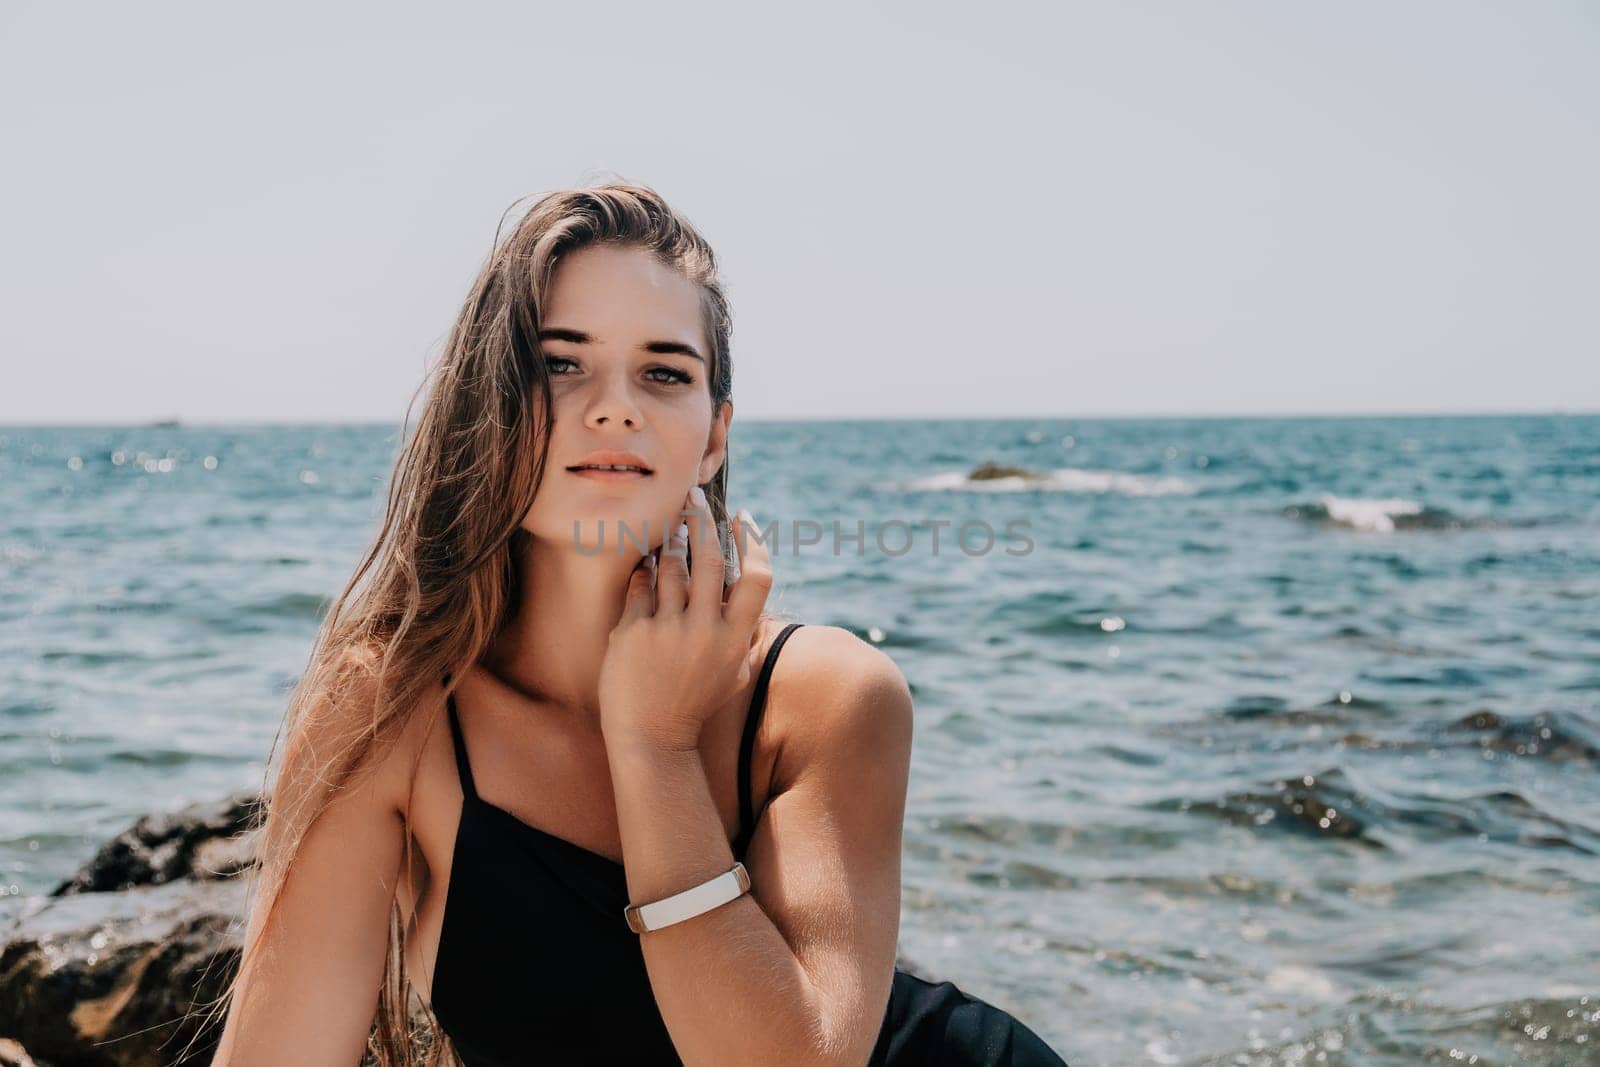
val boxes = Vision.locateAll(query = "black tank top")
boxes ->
[431,622,1070,1066]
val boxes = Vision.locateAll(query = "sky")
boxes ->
[1,1,1596,423]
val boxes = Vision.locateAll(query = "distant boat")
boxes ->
[150,417,182,428]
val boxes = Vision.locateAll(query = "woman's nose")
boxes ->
[584,377,642,429]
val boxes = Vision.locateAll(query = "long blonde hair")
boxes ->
[187,181,744,1064]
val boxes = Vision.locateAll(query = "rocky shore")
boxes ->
[0,793,262,1065]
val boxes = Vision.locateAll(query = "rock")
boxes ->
[51,792,262,896]
[968,462,1045,482]
[0,878,245,1065]
[0,793,263,1065]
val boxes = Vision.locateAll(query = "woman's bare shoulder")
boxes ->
[765,623,914,784]
[279,642,447,820]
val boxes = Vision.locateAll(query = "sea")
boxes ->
[2,414,1597,1065]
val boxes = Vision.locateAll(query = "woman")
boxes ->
[205,183,1069,1065]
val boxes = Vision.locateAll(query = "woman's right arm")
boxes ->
[211,683,416,1065]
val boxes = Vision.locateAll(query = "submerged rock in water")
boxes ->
[968,462,1047,482]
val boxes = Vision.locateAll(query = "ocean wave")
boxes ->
[1446,709,1600,763]
[1283,493,1497,533]
[1287,494,1427,532]
[1157,766,1599,853]
[896,463,1197,497]
[1200,993,1599,1066]
[247,591,333,620]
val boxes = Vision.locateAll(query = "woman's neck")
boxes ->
[481,533,645,724]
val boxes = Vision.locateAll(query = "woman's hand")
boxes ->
[598,486,773,753]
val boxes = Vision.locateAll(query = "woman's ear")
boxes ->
[698,399,733,484]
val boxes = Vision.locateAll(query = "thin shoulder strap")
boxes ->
[734,622,804,857]
[442,673,478,801]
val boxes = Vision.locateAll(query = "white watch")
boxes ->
[623,862,752,934]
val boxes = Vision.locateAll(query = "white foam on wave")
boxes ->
[896,467,1197,497]
[1264,964,1345,1002]
[1319,493,1424,533]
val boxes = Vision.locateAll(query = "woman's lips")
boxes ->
[567,467,652,482]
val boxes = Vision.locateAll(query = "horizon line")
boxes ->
[1,407,1597,429]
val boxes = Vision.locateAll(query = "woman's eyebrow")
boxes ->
[538,327,704,363]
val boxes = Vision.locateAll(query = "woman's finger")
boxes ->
[685,486,725,619]
[655,517,691,614]
[724,508,772,632]
[621,552,657,622]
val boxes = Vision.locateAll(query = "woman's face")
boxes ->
[521,243,729,555]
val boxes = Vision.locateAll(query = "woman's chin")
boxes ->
[531,512,669,556]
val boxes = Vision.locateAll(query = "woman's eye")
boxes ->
[647,366,695,385]
[543,357,692,386]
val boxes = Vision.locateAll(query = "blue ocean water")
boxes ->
[1,414,1597,1064]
